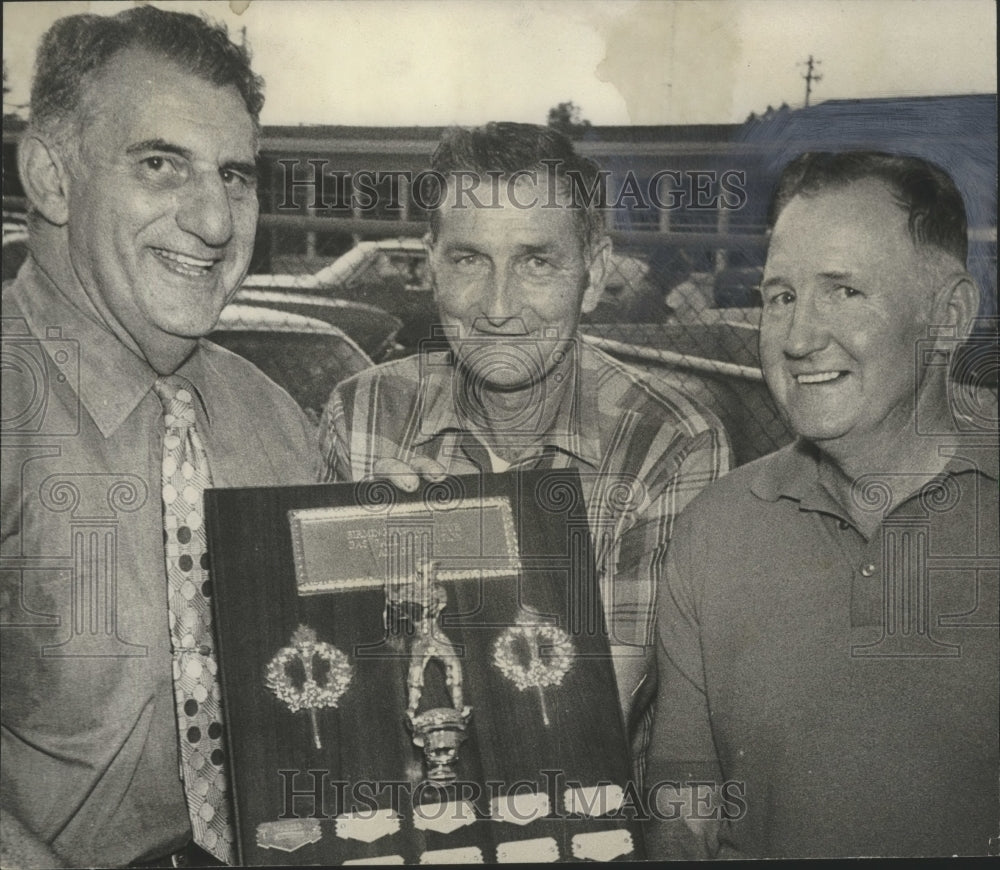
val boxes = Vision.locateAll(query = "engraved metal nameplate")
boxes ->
[255,819,322,852]
[288,496,521,594]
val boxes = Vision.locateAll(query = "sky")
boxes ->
[3,0,997,127]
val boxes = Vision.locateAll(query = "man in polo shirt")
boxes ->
[645,151,998,858]
[320,122,732,773]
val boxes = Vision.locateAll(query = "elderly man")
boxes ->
[645,151,999,858]
[320,122,731,772]
[1,7,318,868]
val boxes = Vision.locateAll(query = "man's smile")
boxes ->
[151,247,220,276]
[794,370,848,385]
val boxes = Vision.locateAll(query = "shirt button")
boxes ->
[860,563,877,577]
[838,519,850,531]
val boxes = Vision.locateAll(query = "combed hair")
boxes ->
[428,122,607,251]
[768,150,969,265]
[29,5,264,144]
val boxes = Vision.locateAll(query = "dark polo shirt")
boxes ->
[647,437,999,858]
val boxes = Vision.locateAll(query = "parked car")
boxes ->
[230,288,404,361]
[210,303,372,423]
[585,249,666,323]
[243,239,664,353]
[243,239,427,292]
[244,239,433,353]
[664,267,763,323]
[3,213,30,283]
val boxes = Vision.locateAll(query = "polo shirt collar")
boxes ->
[943,436,999,481]
[749,439,837,515]
[981,446,999,479]
[411,339,603,467]
[751,433,999,514]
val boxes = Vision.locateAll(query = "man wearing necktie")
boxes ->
[1,7,319,867]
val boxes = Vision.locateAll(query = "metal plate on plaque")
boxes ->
[288,495,521,593]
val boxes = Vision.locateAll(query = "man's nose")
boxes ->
[783,296,829,358]
[176,172,234,247]
[481,263,518,325]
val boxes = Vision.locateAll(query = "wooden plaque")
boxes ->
[205,469,644,864]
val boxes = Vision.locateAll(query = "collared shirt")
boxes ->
[646,437,1000,858]
[1,260,320,867]
[319,339,731,770]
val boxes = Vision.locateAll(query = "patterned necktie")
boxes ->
[154,375,234,864]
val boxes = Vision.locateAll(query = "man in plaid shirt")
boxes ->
[320,122,731,773]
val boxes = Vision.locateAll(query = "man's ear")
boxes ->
[932,271,980,346]
[581,235,612,314]
[18,134,71,226]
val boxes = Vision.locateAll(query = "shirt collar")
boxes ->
[10,258,211,438]
[749,439,833,509]
[941,436,999,481]
[411,339,603,467]
[750,433,999,513]
[175,350,215,427]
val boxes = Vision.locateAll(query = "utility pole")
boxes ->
[798,55,822,107]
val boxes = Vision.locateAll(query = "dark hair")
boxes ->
[29,5,264,143]
[428,122,606,250]
[768,151,968,265]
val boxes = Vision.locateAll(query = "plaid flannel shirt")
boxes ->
[320,338,731,773]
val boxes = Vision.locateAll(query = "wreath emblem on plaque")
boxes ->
[265,624,353,749]
[493,618,574,725]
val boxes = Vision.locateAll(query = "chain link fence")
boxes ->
[6,200,993,465]
[244,217,798,466]
[246,212,998,465]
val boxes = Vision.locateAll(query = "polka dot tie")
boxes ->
[154,375,234,865]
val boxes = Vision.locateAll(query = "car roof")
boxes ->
[210,304,374,411]
[216,302,345,334]
[213,302,374,366]
[243,237,426,290]
[232,288,402,324]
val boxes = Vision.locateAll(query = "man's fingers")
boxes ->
[409,455,447,482]
[371,457,446,492]
[372,458,421,491]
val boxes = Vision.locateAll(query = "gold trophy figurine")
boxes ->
[404,561,472,782]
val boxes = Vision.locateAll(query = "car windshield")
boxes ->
[307,243,381,288]
[307,240,427,289]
